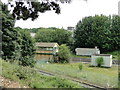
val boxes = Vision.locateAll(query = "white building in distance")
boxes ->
[75,46,100,56]
[30,33,36,38]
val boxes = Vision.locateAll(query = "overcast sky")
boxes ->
[2,0,120,29]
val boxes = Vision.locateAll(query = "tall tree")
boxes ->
[1,3,22,60]
[18,29,36,67]
[19,29,35,58]
[74,15,120,52]
[1,3,36,67]
[110,15,120,51]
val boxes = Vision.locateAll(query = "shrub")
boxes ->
[78,63,83,71]
[15,66,36,80]
[19,56,36,67]
[96,57,104,67]
[58,44,71,63]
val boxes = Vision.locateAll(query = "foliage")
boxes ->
[35,28,73,45]
[15,28,36,67]
[1,59,82,88]
[96,57,104,67]
[58,44,71,63]
[19,29,36,57]
[78,63,83,71]
[8,0,72,21]
[1,4,22,60]
[109,15,120,51]
[19,56,36,68]
[1,3,36,67]
[15,65,36,81]
[105,50,120,60]
[25,27,40,33]
[74,15,120,52]
[35,28,54,42]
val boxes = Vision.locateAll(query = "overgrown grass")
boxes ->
[35,62,118,88]
[1,59,83,88]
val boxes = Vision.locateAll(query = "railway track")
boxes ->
[36,69,108,89]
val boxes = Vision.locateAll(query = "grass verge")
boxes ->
[35,62,118,88]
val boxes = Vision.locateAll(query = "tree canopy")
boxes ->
[17,28,36,67]
[1,3,21,60]
[35,28,73,45]
[8,0,72,21]
[1,3,36,67]
[74,15,120,52]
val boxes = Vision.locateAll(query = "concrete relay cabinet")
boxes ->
[91,54,112,67]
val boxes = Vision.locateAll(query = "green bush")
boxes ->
[96,57,104,67]
[15,66,36,80]
[58,44,71,63]
[19,56,36,67]
[51,78,80,88]
[1,4,36,67]
[78,63,83,71]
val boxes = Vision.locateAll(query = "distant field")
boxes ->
[35,61,118,88]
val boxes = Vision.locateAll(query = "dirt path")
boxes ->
[0,76,29,88]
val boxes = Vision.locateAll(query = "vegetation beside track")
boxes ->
[1,59,83,88]
[35,61,118,88]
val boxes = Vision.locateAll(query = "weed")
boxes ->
[78,63,83,71]
[96,57,104,67]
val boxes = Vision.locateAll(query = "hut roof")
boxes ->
[36,42,59,47]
